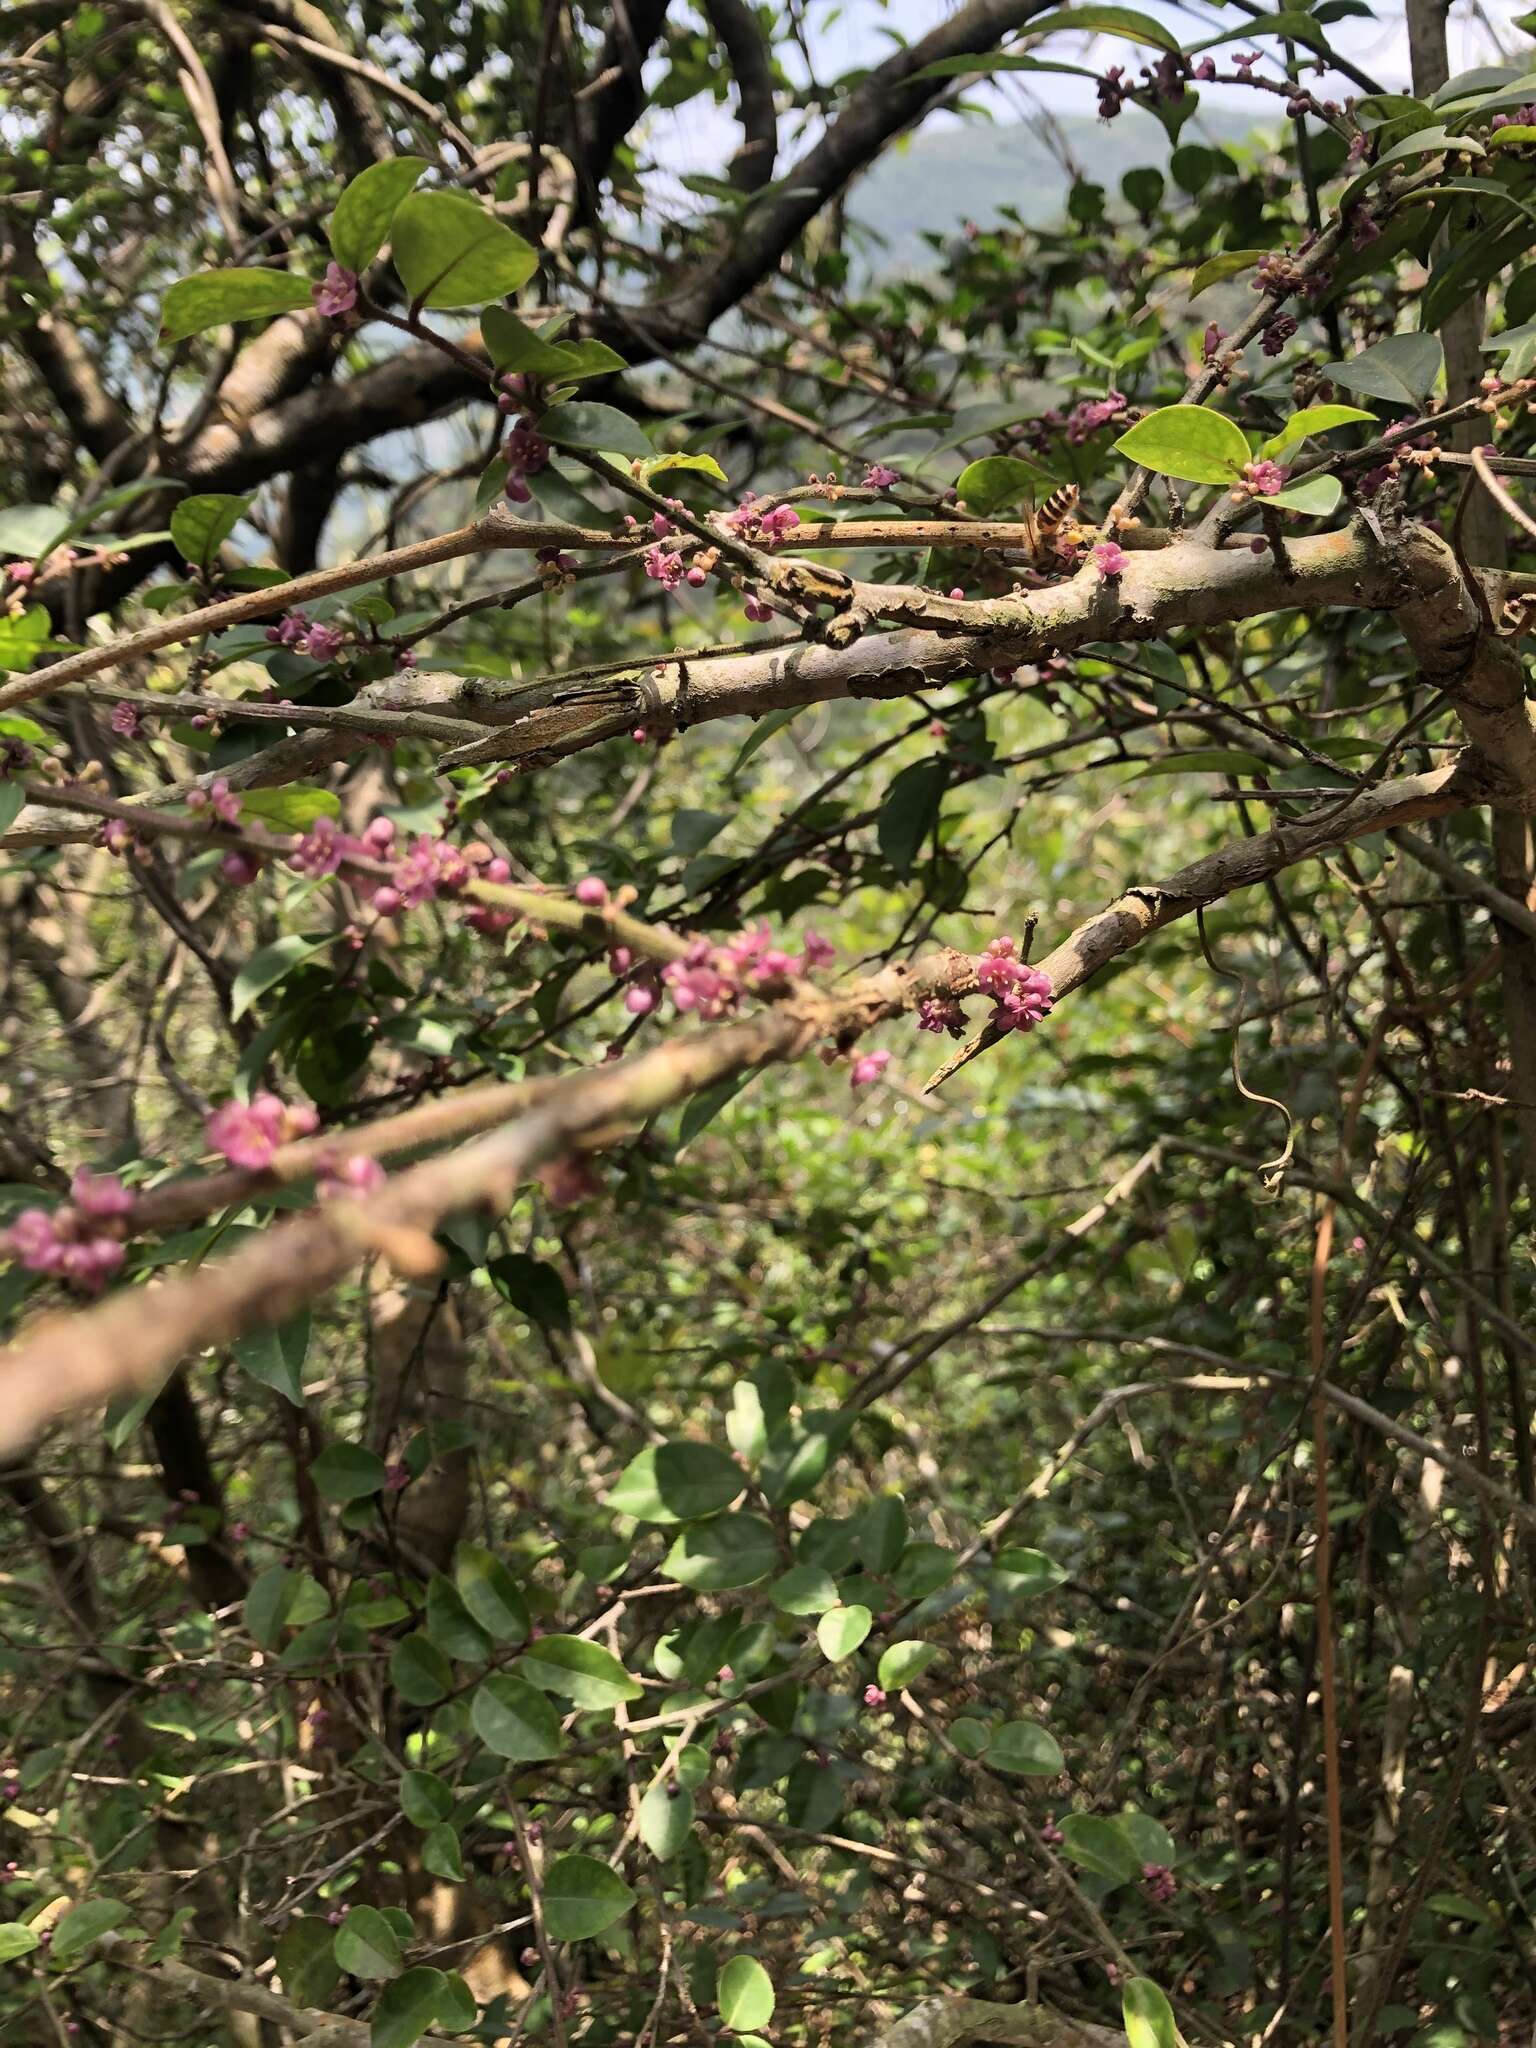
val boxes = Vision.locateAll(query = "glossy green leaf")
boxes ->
[816,1604,872,1661]
[371,1964,447,2048]
[453,1544,530,1642]
[989,1720,1065,1776]
[1261,404,1377,456]
[664,1513,779,1590]
[609,1440,744,1523]
[1059,1812,1142,1882]
[639,1780,695,1859]
[770,1564,841,1615]
[1321,332,1444,407]
[1266,474,1343,517]
[230,933,333,1020]
[954,454,1055,515]
[488,1253,570,1332]
[993,1547,1069,1596]
[1025,5,1182,53]
[421,1822,465,1883]
[51,1898,128,1961]
[334,1905,404,1982]
[0,1925,40,1964]
[1112,404,1250,485]
[877,1640,941,1690]
[1123,1976,1180,2048]
[312,1442,387,1501]
[400,1770,454,1826]
[161,268,314,342]
[330,157,427,273]
[276,1916,341,2006]
[169,493,250,572]
[470,1674,564,1760]
[426,1574,493,1662]
[390,1633,452,1706]
[516,1634,643,1707]
[244,1566,327,1648]
[389,191,537,308]
[538,402,653,459]
[1187,249,1267,296]
[540,1854,636,1940]
[718,1954,776,2031]
[878,758,947,877]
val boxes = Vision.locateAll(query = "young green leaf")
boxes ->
[470,1674,564,1760]
[989,1720,1065,1776]
[516,1634,643,1707]
[718,1955,776,2031]
[371,1964,447,2048]
[389,191,538,308]
[329,157,427,273]
[608,1440,744,1524]
[663,1513,779,1590]
[161,268,314,342]
[540,1854,636,1940]
[333,1904,404,1982]
[169,493,250,572]
[1123,1976,1180,2048]
[638,1780,695,1859]
[816,1604,873,1661]
[1112,404,1250,485]
[453,1543,530,1642]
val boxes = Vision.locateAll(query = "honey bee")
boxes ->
[1020,482,1081,562]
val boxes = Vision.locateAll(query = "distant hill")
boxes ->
[845,103,1268,274]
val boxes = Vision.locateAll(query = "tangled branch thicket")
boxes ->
[3,3,1536,2046]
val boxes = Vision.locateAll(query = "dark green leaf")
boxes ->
[161,268,314,342]
[609,1441,744,1524]
[471,1674,564,1760]
[540,1854,636,1940]
[330,157,427,273]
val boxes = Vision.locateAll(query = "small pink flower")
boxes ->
[4,561,34,586]
[109,701,141,739]
[317,1153,386,1202]
[863,463,900,490]
[383,1461,411,1493]
[206,1093,316,1172]
[1243,459,1289,497]
[1142,1861,1177,1904]
[221,849,261,886]
[303,623,345,663]
[70,1169,132,1220]
[1091,540,1128,578]
[1041,1815,1063,1845]
[575,876,608,906]
[850,1049,890,1088]
[312,262,359,319]
[862,1683,886,1707]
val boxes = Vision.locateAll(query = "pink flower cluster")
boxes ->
[206,1092,319,1171]
[724,493,800,545]
[187,776,242,825]
[1142,1862,1177,1904]
[264,610,345,662]
[1091,540,1128,578]
[850,1048,890,1089]
[1065,390,1129,445]
[1242,460,1289,497]
[4,1170,134,1291]
[862,464,900,490]
[917,994,967,1037]
[661,922,832,1019]
[643,544,685,590]
[316,1153,387,1202]
[503,418,550,503]
[742,593,774,623]
[110,701,141,739]
[283,813,514,929]
[312,263,359,319]
[976,936,1054,1034]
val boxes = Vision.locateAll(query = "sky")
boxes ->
[640,0,1536,202]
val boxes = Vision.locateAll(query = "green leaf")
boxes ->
[481,307,623,382]
[990,1720,1065,1777]
[538,402,654,460]
[1128,747,1273,779]
[401,1770,454,1826]
[664,1512,778,1590]
[243,1566,327,1648]
[516,1634,643,1708]
[1116,1811,1177,1868]
[231,933,333,1020]
[0,503,69,556]
[857,1494,908,1573]
[816,1604,872,1662]
[0,606,51,676]
[390,1632,452,1706]
[769,1564,840,1615]
[730,705,801,774]
[994,1547,1069,1596]
[453,1543,530,1642]
[239,787,343,830]
[1426,1892,1497,1925]
[954,454,1056,515]
[0,1925,40,1964]
[639,1780,695,1859]
[609,1440,744,1524]
[1187,250,1267,296]
[1123,1976,1180,2048]
[642,451,728,485]
[170,493,250,572]
[549,339,628,383]
[426,1575,493,1662]
[1266,475,1343,517]
[233,1314,310,1405]
[52,1898,130,1962]
[312,1442,387,1501]
[389,191,538,309]
[335,1905,404,1982]
[276,1917,341,2006]
[1261,403,1378,458]
[372,1965,447,2048]
[1112,404,1250,485]
[330,157,428,273]
[1025,5,1182,53]
[718,1955,776,2031]
[541,1854,636,1941]
[0,783,22,835]
[1321,333,1444,407]
[877,1640,941,1690]
[161,268,314,342]
[1060,1812,1142,1883]
[436,1972,477,2030]
[487,1252,570,1332]
[421,1823,465,1884]
[878,758,947,876]
[470,1674,564,1760]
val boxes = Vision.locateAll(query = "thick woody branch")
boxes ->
[702,0,777,192]
[0,759,1474,1454]
[868,1996,1120,2048]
